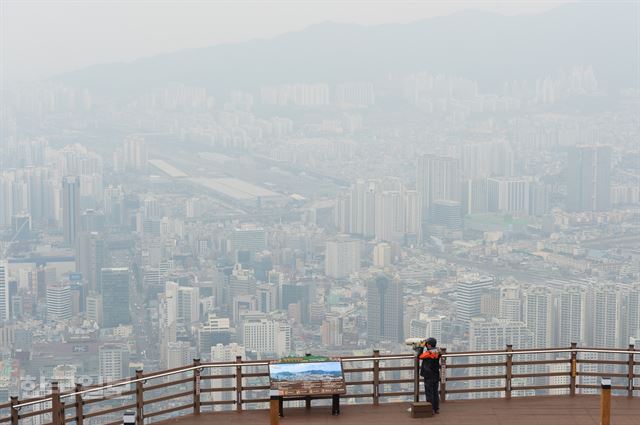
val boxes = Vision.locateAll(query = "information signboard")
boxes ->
[269,359,346,397]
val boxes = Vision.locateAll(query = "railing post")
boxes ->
[75,383,83,425]
[193,358,201,415]
[60,401,66,425]
[235,356,243,412]
[505,344,513,400]
[600,378,611,425]
[372,350,380,406]
[135,369,144,425]
[10,395,19,425]
[628,344,635,398]
[413,349,420,403]
[439,347,447,403]
[51,381,61,425]
[570,342,577,396]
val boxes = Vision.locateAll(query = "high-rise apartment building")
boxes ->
[499,284,522,322]
[487,177,530,215]
[461,178,489,215]
[0,263,8,323]
[461,141,514,180]
[416,155,460,221]
[325,236,361,279]
[566,145,611,212]
[523,286,553,349]
[366,274,403,343]
[556,285,585,347]
[62,176,80,246]
[99,343,130,383]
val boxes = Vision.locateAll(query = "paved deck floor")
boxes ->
[157,396,640,425]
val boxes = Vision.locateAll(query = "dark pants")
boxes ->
[424,380,439,412]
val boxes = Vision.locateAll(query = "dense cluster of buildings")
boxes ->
[0,63,638,417]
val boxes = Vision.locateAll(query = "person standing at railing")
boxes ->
[418,337,441,415]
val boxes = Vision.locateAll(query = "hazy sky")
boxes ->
[1,1,569,83]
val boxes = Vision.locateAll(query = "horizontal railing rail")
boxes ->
[5,344,638,424]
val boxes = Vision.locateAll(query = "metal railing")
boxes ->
[3,344,638,424]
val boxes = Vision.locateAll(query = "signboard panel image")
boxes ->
[269,361,346,396]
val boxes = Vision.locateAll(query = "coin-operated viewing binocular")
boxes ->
[405,338,427,350]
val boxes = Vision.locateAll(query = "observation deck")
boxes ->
[3,345,638,425]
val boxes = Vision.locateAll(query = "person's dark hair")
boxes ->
[426,337,437,348]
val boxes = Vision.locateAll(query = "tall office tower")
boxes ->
[228,264,256,301]
[499,284,522,322]
[242,316,291,357]
[487,177,530,215]
[461,141,514,180]
[123,136,147,172]
[98,343,130,383]
[199,315,232,354]
[230,224,267,261]
[456,275,494,328]
[0,263,8,322]
[566,145,612,212]
[523,286,553,349]
[321,314,344,347]
[280,282,312,325]
[166,341,196,369]
[324,235,361,279]
[76,232,106,292]
[431,200,462,230]
[416,154,460,220]
[46,284,72,322]
[62,176,80,246]
[256,283,278,313]
[461,179,489,215]
[100,268,131,328]
[557,285,585,347]
[166,282,200,326]
[585,282,624,348]
[373,242,392,268]
[366,275,404,343]
[103,185,124,225]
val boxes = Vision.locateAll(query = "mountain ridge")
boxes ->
[54,2,638,96]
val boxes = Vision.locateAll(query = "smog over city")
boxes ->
[0,1,639,423]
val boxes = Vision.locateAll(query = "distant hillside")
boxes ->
[55,2,638,96]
